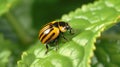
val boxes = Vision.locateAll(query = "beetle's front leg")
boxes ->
[61,33,68,41]
[54,37,59,51]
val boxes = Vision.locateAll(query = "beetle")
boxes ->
[39,21,73,54]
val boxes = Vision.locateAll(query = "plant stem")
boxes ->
[4,11,32,45]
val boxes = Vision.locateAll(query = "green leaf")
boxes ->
[0,33,20,67]
[0,0,17,16]
[0,50,11,67]
[18,0,120,67]
[94,35,120,67]
[18,42,80,67]
[0,34,12,67]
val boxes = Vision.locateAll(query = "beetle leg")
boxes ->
[54,36,59,51]
[61,33,68,41]
[45,44,49,54]
[54,39,59,51]
[70,28,74,35]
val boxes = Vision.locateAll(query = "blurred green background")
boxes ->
[0,0,94,67]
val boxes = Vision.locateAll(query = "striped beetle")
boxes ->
[39,21,73,54]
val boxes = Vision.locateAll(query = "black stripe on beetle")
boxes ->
[45,33,55,43]
[41,28,54,42]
